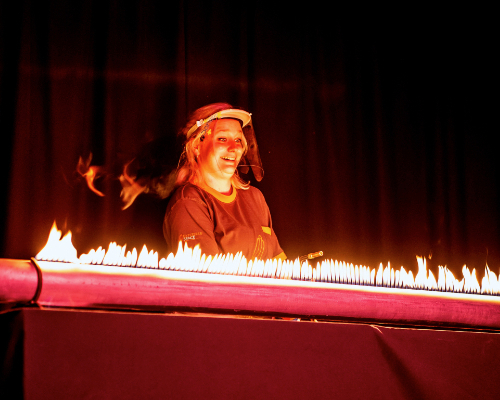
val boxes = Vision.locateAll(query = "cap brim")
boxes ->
[186,109,252,138]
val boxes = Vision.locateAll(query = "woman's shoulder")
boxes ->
[242,185,264,196]
[170,183,265,205]
[170,183,206,201]
[166,183,209,212]
[239,185,267,204]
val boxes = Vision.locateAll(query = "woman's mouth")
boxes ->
[221,156,236,161]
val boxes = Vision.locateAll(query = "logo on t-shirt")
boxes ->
[252,235,265,260]
[179,232,203,242]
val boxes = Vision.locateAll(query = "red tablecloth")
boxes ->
[1,307,499,399]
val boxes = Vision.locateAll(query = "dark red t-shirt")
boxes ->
[163,183,286,260]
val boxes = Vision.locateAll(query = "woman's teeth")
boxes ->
[221,156,235,161]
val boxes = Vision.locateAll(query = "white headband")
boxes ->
[186,109,252,138]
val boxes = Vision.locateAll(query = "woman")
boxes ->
[163,103,286,261]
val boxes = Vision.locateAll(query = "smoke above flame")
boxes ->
[36,222,500,295]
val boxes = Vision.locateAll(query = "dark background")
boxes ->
[1,1,498,278]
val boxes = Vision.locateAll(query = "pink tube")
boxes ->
[27,260,500,330]
[0,259,39,304]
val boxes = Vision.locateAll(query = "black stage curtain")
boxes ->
[1,1,498,277]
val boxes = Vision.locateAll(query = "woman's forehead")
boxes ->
[212,119,243,133]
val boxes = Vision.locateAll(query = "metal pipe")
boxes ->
[0,259,39,304]
[27,260,500,329]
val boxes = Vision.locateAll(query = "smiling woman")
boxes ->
[195,119,246,194]
[163,103,286,261]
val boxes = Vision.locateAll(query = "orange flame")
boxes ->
[77,154,105,197]
[36,223,495,295]
[119,160,147,210]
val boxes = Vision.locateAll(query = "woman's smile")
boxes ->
[197,119,245,182]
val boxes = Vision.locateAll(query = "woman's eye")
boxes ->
[218,137,227,142]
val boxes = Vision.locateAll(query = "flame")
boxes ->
[35,222,498,296]
[481,265,500,295]
[119,160,147,210]
[36,222,79,263]
[77,154,105,197]
[415,256,438,290]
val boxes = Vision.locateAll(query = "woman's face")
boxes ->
[196,119,245,181]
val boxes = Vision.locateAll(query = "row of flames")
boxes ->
[36,223,500,295]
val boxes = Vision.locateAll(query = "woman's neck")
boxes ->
[199,171,232,194]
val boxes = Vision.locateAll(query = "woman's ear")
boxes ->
[192,133,205,157]
[193,143,201,157]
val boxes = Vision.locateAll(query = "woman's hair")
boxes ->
[176,103,250,190]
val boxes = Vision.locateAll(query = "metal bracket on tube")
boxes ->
[30,258,43,304]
